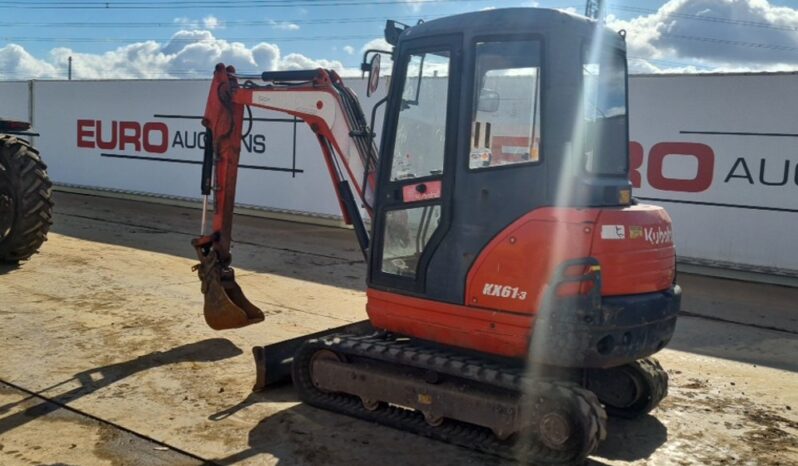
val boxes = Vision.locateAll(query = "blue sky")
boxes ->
[1,0,798,79]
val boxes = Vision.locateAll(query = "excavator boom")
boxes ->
[192,63,377,330]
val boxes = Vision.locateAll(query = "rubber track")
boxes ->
[599,357,668,419]
[631,357,668,416]
[0,135,53,262]
[293,333,607,465]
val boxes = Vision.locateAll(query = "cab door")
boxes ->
[368,35,461,294]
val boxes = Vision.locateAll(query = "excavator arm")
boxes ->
[193,63,378,330]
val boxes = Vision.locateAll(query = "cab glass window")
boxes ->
[582,48,628,175]
[469,40,542,170]
[381,205,441,278]
[390,51,450,181]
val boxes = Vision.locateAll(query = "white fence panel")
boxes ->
[1,73,796,274]
[0,81,30,122]
[630,73,797,274]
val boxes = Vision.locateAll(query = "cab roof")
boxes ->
[398,7,623,49]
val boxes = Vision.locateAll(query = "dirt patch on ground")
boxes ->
[680,377,709,390]
[658,370,798,466]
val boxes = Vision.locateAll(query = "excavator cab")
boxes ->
[364,10,677,360]
[193,8,680,463]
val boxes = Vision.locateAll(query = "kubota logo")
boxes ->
[643,226,673,245]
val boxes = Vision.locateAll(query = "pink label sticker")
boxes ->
[402,180,442,203]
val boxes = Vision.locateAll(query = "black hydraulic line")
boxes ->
[260,69,321,82]
[322,136,346,182]
[327,79,378,191]
[200,130,213,195]
[331,77,378,167]
[328,76,379,211]
[338,180,370,258]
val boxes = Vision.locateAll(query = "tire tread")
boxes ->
[0,135,53,262]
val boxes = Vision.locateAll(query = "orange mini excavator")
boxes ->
[191,8,681,464]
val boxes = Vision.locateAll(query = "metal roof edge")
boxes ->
[631,70,798,78]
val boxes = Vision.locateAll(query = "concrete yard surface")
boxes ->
[1,192,797,465]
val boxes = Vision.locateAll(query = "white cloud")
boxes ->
[607,0,798,73]
[361,37,394,74]
[0,44,60,79]
[6,1,794,81]
[173,17,199,29]
[0,30,357,80]
[268,20,300,31]
[174,16,223,31]
[361,38,392,54]
[203,15,222,30]
[403,0,434,13]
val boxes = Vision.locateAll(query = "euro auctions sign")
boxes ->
[75,119,266,155]
[630,140,798,203]
[0,74,794,273]
[31,79,343,216]
[629,73,797,274]
[77,120,170,153]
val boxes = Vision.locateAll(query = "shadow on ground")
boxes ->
[0,338,242,436]
[0,261,20,275]
[591,416,668,463]
[666,315,798,373]
[207,387,667,466]
[210,394,497,465]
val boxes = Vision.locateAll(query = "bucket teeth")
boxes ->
[193,246,265,330]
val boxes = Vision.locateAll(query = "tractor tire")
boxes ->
[0,135,53,263]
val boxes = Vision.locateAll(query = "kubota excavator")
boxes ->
[191,8,681,464]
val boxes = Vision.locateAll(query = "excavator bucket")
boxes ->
[193,243,265,330]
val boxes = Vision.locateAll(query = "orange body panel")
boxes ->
[590,205,675,296]
[368,204,677,358]
[466,208,599,314]
[367,288,533,358]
